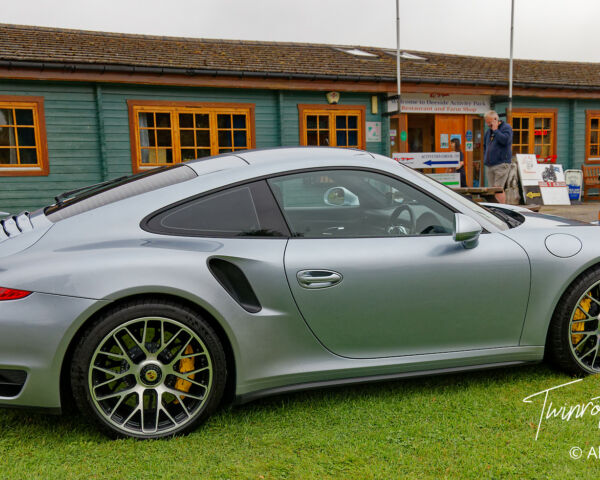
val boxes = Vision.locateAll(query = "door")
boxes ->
[269,169,531,359]
[435,114,465,175]
[468,116,484,187]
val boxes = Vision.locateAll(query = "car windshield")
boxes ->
[408,168,509,230]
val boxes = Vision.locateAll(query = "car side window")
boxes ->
[144,180,289,237]
[267,170,455,238]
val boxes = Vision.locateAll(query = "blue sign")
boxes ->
[466,130,473,142]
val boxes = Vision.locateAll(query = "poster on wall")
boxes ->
[440,134,449,149]
[450,134,461,146]
[366,122,381,142]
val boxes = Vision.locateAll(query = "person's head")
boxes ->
[450,138,461,151]
[484,110,500,129]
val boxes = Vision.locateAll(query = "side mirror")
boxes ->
[453,213,482,249]
[324,187,360,206]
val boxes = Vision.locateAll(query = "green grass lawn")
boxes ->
[1,364,599,479]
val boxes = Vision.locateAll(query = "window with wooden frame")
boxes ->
[586,110,600,163]
[510,109,557,160]
[298,105,366,149]
[128,101,255,173]
[0,97,48,176]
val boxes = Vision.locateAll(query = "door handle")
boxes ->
[297,270,343,289]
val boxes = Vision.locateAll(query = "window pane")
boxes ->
[348,130,358,146]
[233,115,246,129]
[348,116,358,129]
[319,131,329,146]
[179,113,193,128]
[0,126,15,147]
[513,117,521,129]
[541,145,551,157]
[157,185,261,235]
[196,130,210,147]
[336,130,347,146]
[521,118,529,129]
[217,114,231,129]
[0,149,16,164]
[319,116,328,129]
[197,149,211,158]
[218,131,232,147]
[592,118,599,130]
[141,149,150,164]
[307,115,317,129]
[591,131,598,144]
[336,116,346,129]
[139,129,151,147]
[156,130,172,147]
[534,118,542,129]
[233,131,247,148]
[138,112,154,128]
[307,131,318,145]
[268,170,454,238]
[17,127,36,147]
[181,149,196,161]
[19,148,37,164]
[195,114,209,128]
[155,113,171,128]
[522,131,529,145]
[180,130,194,147]
[148,131,156,147]
[0,109,14,126]
[219,148,233,153]
[156,149,173,163]
[592,145,599,156]
[15,109,34,125]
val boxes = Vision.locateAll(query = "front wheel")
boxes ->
[71,300,227,439]
[548,268,600,376]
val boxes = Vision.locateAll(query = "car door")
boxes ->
[269,169,531,359]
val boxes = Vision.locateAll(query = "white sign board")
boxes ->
[393,152,460,169]
[387,93,491,114]
[517,154,565,184]
[366,122,381,142]
[426,173,461,188]
[516,154,569,205]
[539,181,571,205]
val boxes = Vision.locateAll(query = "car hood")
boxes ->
[517,212,593,229]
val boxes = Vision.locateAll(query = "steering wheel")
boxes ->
[387,205,415,235]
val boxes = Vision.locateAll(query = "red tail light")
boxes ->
[0,287,31,301]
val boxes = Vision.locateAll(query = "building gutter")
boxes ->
[1,59,599,92]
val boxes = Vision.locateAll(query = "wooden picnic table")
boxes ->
[454,187,503,203]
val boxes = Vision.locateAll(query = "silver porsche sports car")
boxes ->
[0,147,599,438]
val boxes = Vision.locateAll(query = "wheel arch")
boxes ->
[545,261,600,353]
[59,292,237,412]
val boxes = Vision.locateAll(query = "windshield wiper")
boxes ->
[54,175,129,205]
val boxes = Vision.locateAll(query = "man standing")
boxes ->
[484,110,513,204]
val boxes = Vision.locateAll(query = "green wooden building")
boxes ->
[2,24,600,212]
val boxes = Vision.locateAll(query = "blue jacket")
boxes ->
[484,121,513,166]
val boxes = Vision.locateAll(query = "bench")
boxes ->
[582,164,600,200]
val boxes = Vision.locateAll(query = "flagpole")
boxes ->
[508,0,514,121]
[396,0,401,113]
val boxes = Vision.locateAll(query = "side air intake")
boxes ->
[208,258,262,313]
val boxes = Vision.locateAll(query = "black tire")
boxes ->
[71,299,227,439]
[547,267,600,376]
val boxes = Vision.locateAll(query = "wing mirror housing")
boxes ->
[324,187,360,206]
[453,213,482,249]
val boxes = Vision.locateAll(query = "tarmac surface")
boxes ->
[537,202,600,223]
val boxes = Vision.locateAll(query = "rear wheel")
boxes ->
[548,269,600,375]
[71,300,226,439]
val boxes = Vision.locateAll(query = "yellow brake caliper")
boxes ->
[174,344,195,397]
[572,296,592,345]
